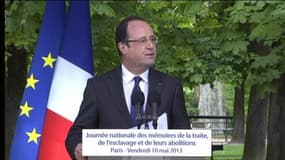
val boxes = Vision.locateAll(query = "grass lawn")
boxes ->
[208,143,244,160]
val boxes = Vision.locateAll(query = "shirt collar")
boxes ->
[122,64,149,84]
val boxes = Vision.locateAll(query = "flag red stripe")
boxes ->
[38,109,72,159]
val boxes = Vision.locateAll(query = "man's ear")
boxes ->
[118,42,128,55]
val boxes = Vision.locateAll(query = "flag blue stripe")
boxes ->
[60,1,94,75]
[9,1,66,159]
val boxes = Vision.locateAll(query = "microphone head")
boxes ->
[131,90,145,105]
[148,90,161,106]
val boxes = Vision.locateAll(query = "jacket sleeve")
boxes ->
[169,80,191,129]
[65,78,98,158]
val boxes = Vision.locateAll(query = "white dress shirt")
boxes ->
[121,64,149,114]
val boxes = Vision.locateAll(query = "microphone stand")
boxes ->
[137,120,142,129]
[136,107,143,129]
[133,91,144,130]
[147,90,161,129]
[136,103,143,129]
[144,114,149,129]
[153,117,158,129]
[152,103,158,129]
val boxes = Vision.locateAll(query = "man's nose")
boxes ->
[146,39,155,48]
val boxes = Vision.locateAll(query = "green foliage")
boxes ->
[249,22,284,42]
[5,1,45,52]
[183,86,198,115]
[222,1,285,94]
[90,1,115,17]
[247,52,284,95]
[5,1,45,79]
[5,1,285,114]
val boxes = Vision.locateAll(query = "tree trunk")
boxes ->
[243,85,267,160]
[230,82,245,144]
[5,46,27,160]
[266,74,285,160]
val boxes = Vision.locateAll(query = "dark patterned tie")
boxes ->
[130,76,142,125]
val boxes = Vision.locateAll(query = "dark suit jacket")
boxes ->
[65,67,190,158]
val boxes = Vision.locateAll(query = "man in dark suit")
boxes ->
[65,16,190,160]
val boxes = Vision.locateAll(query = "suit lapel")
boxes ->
[106,67,133,126]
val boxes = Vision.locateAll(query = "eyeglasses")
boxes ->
[124,36,158,45]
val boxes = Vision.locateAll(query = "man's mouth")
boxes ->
[145,53,155,56]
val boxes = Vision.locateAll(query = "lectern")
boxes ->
[83,129,211,160]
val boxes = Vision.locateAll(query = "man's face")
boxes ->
[120,20,157,72]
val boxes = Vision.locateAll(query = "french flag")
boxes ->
[38,1,93,159]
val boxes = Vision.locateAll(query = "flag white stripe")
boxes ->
[47,56,92,122]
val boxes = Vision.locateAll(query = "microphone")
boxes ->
[148,90,161,129]
[131,90,145,129]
